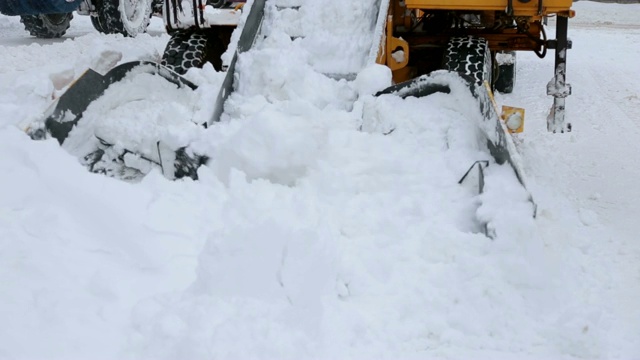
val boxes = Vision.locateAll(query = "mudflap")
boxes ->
[28,60,206,180]
[375,72,536,224]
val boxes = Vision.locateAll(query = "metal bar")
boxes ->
[546,15,571,133]
[192,0,200,29]
[209,0,267,125]
[199,0,206,27]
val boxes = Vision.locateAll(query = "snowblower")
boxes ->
[27,0,573,200]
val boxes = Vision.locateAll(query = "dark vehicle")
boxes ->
[0,0,154,38]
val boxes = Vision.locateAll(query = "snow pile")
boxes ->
[123,2,564,358]
[264,0,384,75]
[0,2,639,359]
[170,1,242,28]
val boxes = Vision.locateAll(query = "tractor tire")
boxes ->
[91,0,152,37]
[20,13,73,39]
[207,0,233,8]
[161,30,225,75]
[442,36,492,88]
[152,0,163,17]
[494,51,517,94]
[90,15,108,33]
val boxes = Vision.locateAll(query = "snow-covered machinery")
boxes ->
[0,0,156,38]
[375,0,574,133]
[27,0,257,179]
[369,0,575,215]
[160,0,246,74]
[27,0,573,200]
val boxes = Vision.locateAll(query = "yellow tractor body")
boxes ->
[377,0,574,133]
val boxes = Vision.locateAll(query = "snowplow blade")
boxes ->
[27,0,266,181]
[376,73,536,218]
[30,61,197,145]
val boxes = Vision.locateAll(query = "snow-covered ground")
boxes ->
[1,1,639,359]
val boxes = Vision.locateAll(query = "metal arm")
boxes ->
[547,15,572,133]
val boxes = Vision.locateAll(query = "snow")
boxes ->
[1,1,640,359]
[170,2,242,28]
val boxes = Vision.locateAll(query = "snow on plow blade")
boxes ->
[28,61,205,180]
[30,61,197,145]
[26,0,267,181]
[375,72,537,221]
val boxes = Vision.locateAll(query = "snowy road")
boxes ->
[1,1,639,359]
[502,10,640,356]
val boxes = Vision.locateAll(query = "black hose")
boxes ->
[534,25,547,58]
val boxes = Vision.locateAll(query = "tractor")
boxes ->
[375,0,574,133]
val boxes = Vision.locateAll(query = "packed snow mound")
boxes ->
[123,19,548,358]
[353,64,392,96]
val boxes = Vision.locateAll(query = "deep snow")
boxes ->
[1,1,639,359]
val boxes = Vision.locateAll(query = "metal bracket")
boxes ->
[458,160,490,193]
[546,39,572,50]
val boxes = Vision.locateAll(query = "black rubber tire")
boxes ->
[207,0,233,8]
[151,0,163,17]
[20,13,73,39]
[90,15,108,33]
[494,51,517,94]
[161,30,224,75]
[442,36,492,88]
[91,0,152,37]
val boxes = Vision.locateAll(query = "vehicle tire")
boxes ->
[494,51,516,94]
[151,0,163,17]
[90,15,108,33]
[91,0,152,37]
[20,13,73,39]
[207,0,233,8]
[442,36,492,88]
[161,30,225,75]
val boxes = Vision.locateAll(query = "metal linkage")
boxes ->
[164,0,207,31]
[547,15,572,133]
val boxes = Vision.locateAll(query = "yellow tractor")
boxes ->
[375,0,574,133]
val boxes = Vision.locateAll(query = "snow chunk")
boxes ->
[352,64,392,96]
[89,50,123,75]
[495,51,515,65]
[213,111,323,186]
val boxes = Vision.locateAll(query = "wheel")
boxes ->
[91,0,152,37]
[442,36,492,88]
[161,30,227,75]
[151,0,163,17]
[207,0,233,8]
[90,15,107,33]
[20,13,73,38]
[494,51,517,94]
